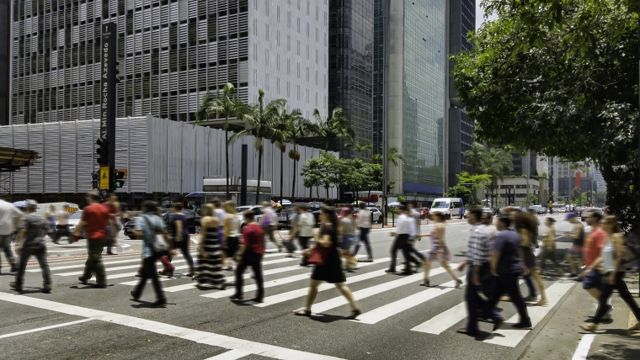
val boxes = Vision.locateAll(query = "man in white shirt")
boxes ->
[294,204,315,266]
[386,205,417,275]
[0,199,22,273]
[261,201,282,252]
[52,204,71,244]
[354,203,373,261]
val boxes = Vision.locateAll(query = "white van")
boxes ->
[430,198,464,219]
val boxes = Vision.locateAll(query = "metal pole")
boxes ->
[526,151,530,206]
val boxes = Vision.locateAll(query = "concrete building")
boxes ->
[9,0,328,125]
[328,0,374,157]
[374,0,448,200]
[447,0,475,187]
[0,116,336,203]
[0,0,10,125]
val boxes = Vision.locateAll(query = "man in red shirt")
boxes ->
[73,191,112,288]
[581,211,606,300]
[231,210,265,303]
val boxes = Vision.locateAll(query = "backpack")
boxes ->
[142,215,169,253]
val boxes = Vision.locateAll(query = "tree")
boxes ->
[453,0,640,233]
[301,157,324,199]
[463,143,512,206]
[311,107,355,152]
[301,152,339,199]
[464,142,487,174]
[286,113,313,199]
[198,83,249,199]
[271,104,303,204]
[448,171,492,206]
[229,90,284,204]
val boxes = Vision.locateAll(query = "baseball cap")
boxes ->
[565,213,577,220]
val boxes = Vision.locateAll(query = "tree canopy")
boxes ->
[453,0,640,232]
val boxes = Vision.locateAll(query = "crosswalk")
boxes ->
[26,250,576,349]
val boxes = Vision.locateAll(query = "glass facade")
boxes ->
[328,0,374,157]
[0,0,9,125]
[372,0,385,155]
[402,0,446,194]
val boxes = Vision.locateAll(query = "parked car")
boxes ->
[277,206,296,229]
[367,207,383,224]
[236,205,264,227]
[67,211,83,238]
[430,198,464,219]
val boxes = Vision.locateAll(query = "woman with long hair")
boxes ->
[338,207,357,271]
[196,204,225,290]
[515,211,547,306]
[222,201,241,271]
[294,206,361,318]
[580,216,640,332]
[422,212,462,288]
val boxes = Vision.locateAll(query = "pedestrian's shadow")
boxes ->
[131,300,171,309]
[12,287,47,294]
[309,313,351,323]
[69,284,114,290]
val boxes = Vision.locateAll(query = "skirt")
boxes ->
[197,237,225,287]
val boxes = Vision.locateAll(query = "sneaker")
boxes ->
[78,277,89,285]
[42,286,51,294]
[512,321,532,329]
[9,282,22,293]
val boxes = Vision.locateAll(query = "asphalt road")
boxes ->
[0,215,609,360]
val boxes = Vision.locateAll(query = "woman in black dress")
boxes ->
[294,206,361,318]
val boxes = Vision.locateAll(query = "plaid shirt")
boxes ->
[468,225,491,266]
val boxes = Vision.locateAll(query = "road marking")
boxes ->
[483,281,575,347]
[0,292,343,360]
[356,277,466,324]
[309,266,455,314]
[202,258,390,299]
[411,302,467,334]
[204,349,252,360]
[56,259,190,276]
[572,334,596,360]
[0,319,93,340]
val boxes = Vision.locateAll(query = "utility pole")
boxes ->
[97,22,117,194]
[525,151,531,206]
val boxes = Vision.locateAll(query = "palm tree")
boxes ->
[311,107,355,152]
[464,142,486,174]
[484,147,513,206]
[198,83,248,199]
[284,110,311,199]
[230,90,284,204]
[271,104,300,205]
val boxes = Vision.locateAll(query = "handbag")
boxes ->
[143,215,169,252]
[308,246,327,266]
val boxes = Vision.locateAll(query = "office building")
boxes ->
[447,0,475,187]
[328,0,374,157]
[9,0,328,125]
[375,0,448,198]
[0,0,10,125]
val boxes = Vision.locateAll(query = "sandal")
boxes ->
[347,308,362,319]
[294,308,311,317]
[419,280,430,287]
[455,279,463,289]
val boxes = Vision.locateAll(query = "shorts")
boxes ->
[340,235,354,250]
[582,269,601,290]
[568,245,583,257]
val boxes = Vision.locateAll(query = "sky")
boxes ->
[476,1,498,29]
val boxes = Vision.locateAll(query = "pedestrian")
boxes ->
[423,212,462,288]
[408,201,428,272]
[166,202,195,277]
[539,217,560,274]
[488,215,532,330]
[386,205,420,275]
[565,213,585,278]
[295,204,315,267]
[580,216,640,332]
[261,201,282,252]
[104,193,122,255]
[222,201,241,270]
[10,200,51,294]
[52,204,71,244]
[579,211,608,303]
[353,202,373,262]
[196,204,225,290]
[0,198,21,274]
[230,210,265,303]
[338,207,357,271]
[45,205,57,238]
[515,211,547,305]
[74,191,113,288]
[212,200,228,265]
[130,201,167,307]
[294,206,361,318]
[456,208,493,338]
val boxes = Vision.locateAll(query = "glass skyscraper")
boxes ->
[328,0,374,157]
[0,0,10,125]
[376,0,447,197]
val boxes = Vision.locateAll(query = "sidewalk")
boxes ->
[522,273,640,360]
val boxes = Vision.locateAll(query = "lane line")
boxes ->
[309,266,455,314]
[411,302,467,335]
[204,349,252,360]
[202,258,390,299]
[0,319,93,340]
[483,281,575,347]
[56,259,189,276]
[0,292,343,360]
[355,277,466,324]
[571,334,596,360]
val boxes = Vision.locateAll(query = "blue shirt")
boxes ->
[135,213,166,258]
[492,229,522,275]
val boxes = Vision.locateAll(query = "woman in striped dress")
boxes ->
[196,204,226,290]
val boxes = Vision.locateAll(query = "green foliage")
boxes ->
[311,108,355,151]
[453,0,640,232]
[447,171,492,206]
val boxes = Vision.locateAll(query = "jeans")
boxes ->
[15,246,51,289]
[593,272,640,324]
[234,252,264,300]
[465,264,493,334]
[524,274,537,298]
[489,273,530,324]
[81,238,107,285]
[0,234,17,271]
[388,235,402,271]
[52,225,71,243]
[132,255,165,302]
[403,239,424,273]
[354,228,372,259]
[170,239,194,274]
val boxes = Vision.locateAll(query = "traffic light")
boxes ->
[96,138,109,166]
[114,169,127,189]
[91,172,98,189]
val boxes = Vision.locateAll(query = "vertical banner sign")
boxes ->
[101,22,117,191]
